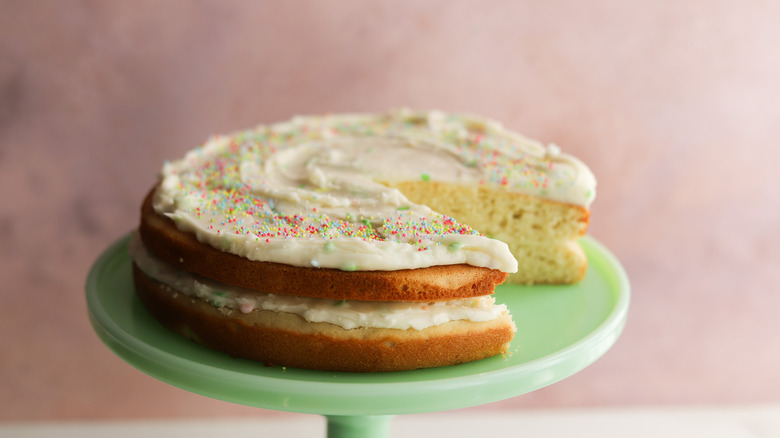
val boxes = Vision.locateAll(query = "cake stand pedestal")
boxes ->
[86,234,630,438]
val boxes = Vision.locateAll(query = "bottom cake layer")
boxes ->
[133,265,516,372]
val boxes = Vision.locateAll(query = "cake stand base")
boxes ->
[327,415,394,438]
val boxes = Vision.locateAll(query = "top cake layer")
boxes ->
[153,109,596,273]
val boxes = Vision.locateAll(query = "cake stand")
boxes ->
[86,234,630,438]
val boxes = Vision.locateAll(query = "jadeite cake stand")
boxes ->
[86,233,630,438]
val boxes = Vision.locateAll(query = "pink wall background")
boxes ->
[1,0,779,421]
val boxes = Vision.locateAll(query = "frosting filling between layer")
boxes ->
[129,234,511,331]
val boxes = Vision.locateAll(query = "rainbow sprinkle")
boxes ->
[168,112,580,252]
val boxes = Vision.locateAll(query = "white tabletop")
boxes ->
[4,404,779,438]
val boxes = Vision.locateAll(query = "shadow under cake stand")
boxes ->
[87,234,630,438]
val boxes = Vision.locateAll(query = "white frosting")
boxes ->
[129,234,509,331]
[153,110,596,272]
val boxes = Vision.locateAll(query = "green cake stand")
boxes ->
[86,234,630,438]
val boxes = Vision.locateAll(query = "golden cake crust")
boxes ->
[133,265,515,372]
[139,188,509,302]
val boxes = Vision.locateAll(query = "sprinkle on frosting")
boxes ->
[153,109,596,272]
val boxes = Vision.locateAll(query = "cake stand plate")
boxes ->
[86,234,630,438]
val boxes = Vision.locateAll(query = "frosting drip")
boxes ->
[153,110,596,272]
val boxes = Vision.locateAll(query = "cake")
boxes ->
[129,109,596,372]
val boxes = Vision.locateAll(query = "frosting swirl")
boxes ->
[154,110,596,272]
